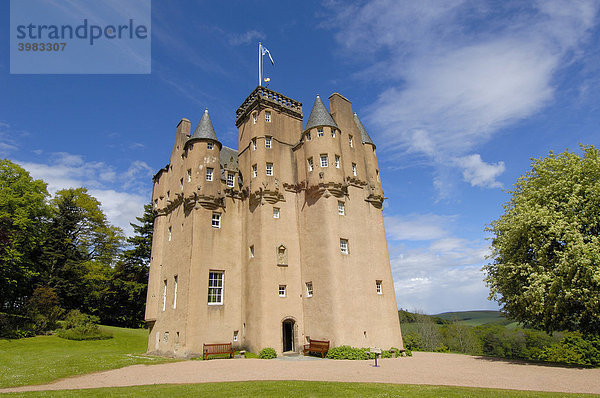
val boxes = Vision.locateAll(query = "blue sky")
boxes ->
[1,1,599,314]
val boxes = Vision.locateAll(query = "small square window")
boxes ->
[349,135,353,148]
[308,157,314,172]
[340,238,349,254]
[273,207,280,219]
[279,285,286,297]
[335,155,340,168]
[352,163,357,176]
[306,132,311,141]
[320,154,328,168]
[252,138,257,150]
[206,167,214,181]
[306,282,313,297]
[376,280,383,295]
[207,142,214,150]
[187,169,192,182]
[265,111,271,122]
[331,129,336,138]
[317,127,324,137]
[338,201,345,216]
[227,173,235,188]
[252,164,257,178]
[266,163,273,176]
[265,136,272,148]
[249,245,254,258]
[212,213,221,228]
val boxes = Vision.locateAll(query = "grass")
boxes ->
[2,381,597,397]
[0,325,177,388]
[434,310,507,326]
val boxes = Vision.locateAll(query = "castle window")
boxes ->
[249,245,254,258]
[266,163,273,176]
[340,238,349,254]
[277,245,288,266]
[253,113,257,124]
[349,135,353,148]
[227,172,235,187]
[306,132,311,141]
[376,280,383,295]
[265,136,272,148]
[173,275,178,309]
[338,201,345,216]
[180,178,183,191]
[352,163,357,176]
[154,198,158,208]
[320,154,328,168]
[376,170,380,182]
[252,138,257,150]
[206,167,214,181]
[335,155,340,168]
[164,331,169,343]
[331,128,336,138]
[273,207,280,219]
[207,142,214,150]
[162,279,167,311]
[187,169,192,182]
[233,330,239,342]
[252,164,257,178]
[265,111,271,122]
[207,271,224,305]
[317,127,324,137]
[279,285,287,297]
[212,213,221,228]
[168,226,172,241]
[308,157,314,172]
[167,191,170,200]
[306,282,313,297]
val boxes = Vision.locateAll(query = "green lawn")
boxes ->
[0,326,176,388]
[3,381,596,397]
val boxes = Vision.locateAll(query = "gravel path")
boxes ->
[2,352,600,394]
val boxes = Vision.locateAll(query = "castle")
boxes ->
[145,86,403,357]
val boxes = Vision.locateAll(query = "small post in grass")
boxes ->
[370,347,381,367]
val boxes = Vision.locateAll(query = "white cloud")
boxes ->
[454,154,505,188]
[228,30,265,45]
[384,213,454,241]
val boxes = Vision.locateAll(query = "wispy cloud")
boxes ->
[228,30,265,46]
[454,154,505,188]
[384,213,455,241]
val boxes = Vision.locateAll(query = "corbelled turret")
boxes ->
[353,113,374,148]
[187,109,222,149]
[304,95,338,132]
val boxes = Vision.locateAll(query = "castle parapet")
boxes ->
[236,86,303,127]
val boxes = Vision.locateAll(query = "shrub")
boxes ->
[56,310,112,341]
[534,333,600,367]
[258,347,277,359]
[245,351,259,358]
[26,287,63,333]
[326,346,376,360]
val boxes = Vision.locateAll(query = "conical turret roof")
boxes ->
[304,95,338,132]
[353,113,374,146]
[189,109,220,143]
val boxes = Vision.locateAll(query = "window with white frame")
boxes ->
[352,163,357,176]
[162,279,167,311]
[308,157,314,172]
[252,164,257,178]
[252,138,257,150]
[265,111,271,122]
[207,271,224,305]
[349,135,354,147]
[306,132,311,141]
[207,142,214,150]
[279,285,286,297]
[273,207,280,219]
[265,136,272,148]
[335,155,340,168]
[249,245,254,258]
[320,154,328,168]
[340,238,349,254]
[266,162,273,176]
[306,282,313,297]
[233,330,239,341]
[206,167,214,181]
[376,280,383,295]
[212,213,221,228]
[168,226,172,241]
[173,275,178,309]
[317,127,324,137]
[331,128,336,137]
[227,173,235,187]
[338,201,345,216]
[187,169,192,182]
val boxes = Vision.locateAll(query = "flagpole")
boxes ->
[258,42,262,87]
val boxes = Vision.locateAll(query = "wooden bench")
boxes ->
[203,342,235,360]
[303,339,330,358]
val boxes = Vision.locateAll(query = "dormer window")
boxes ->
[227,173,235,187]
[265,111,271,122]
[317,127,324,137]
[207,142,214,150]
[265,136,272,148]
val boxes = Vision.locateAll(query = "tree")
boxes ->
[485,145,600,335]
[0,160,49,312]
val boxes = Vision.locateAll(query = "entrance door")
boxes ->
[282,319,294,352]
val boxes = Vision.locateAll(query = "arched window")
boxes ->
[277,245,288,266]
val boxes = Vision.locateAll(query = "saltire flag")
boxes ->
[262,46,275,65]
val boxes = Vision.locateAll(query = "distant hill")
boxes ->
[433,310,508,326]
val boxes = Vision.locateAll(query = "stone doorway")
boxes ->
[282,319,294,352]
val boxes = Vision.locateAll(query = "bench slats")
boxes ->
[303,339,330,358]
[203,342,234,360]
